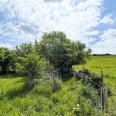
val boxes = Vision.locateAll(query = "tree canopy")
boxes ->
[39,31,92,73]
[0,31,92,76]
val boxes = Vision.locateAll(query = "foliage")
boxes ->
[0,47,11,74]
[5,42,46,79]
[7,51,18,74]
[0,31,92,76]
[15,53,46,79]
[39,31,92,73]
[15,42,34,56]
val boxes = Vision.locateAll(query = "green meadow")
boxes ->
[0,55,116,116]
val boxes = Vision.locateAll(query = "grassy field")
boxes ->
[74,55,116,75]
[0,55,116,116]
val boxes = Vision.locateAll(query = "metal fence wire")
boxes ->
[44,66,61,78]
[52,68,61,79]
[73,69,114,115]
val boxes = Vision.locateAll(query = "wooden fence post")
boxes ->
[59,68,61,80]
[89,70,91,76]
[74,71,76,78]
[93,72,94,77]
[100,83,108,111]
[52,71,56,92]
[104,84,108,109]
[101,70,104,82]
[101,87,103,111]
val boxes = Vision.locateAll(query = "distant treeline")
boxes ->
[92,53,115,56]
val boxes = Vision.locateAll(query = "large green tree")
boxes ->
[39,31,91,73]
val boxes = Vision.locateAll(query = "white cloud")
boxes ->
[92,29,116,54]
[0,42,14,49]
[100,14,114,24]
[0,0,103,41]
[43,0,62,3]
[1,0,116,54]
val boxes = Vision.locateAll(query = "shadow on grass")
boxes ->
[0,83,29,100]
[0,78,35,100]
[0,73,73,100]
[61,72,73,82]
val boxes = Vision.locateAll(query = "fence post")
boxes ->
[83,65,85,69]
[104,84,108,110]
[59,68,61,80]
[93,72,94,77]
[73,68,75,78]
[100,87,103,111]
[100,83,108,111]
[52,71,56,92]
[101,70,103,82]
[89,70,91,76]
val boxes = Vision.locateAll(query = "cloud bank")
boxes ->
[0,0,116,54]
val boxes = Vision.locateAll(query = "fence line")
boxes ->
[73,68,109,113]
[49,68,61,79]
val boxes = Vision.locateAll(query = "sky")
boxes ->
[0,0,116,54]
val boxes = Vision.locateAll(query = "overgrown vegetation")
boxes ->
[74,55,116,115]
[0,75,103,116]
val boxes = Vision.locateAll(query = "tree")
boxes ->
[0,47,11,74]
[15,42,34,57]
[25,53,46,79]
[6,43,35,75]
[15,53,46,78]
[14,42,46,78]
[39,31,92,73]
[7,50,18,74]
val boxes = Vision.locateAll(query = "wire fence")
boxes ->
[72,68,116,115]
[33,66,116,115]
[44,66,61,79]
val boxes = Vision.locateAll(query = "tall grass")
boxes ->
[0,76,28,100]
[0,75,101,116]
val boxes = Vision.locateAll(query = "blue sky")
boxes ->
[0,0,116,54]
